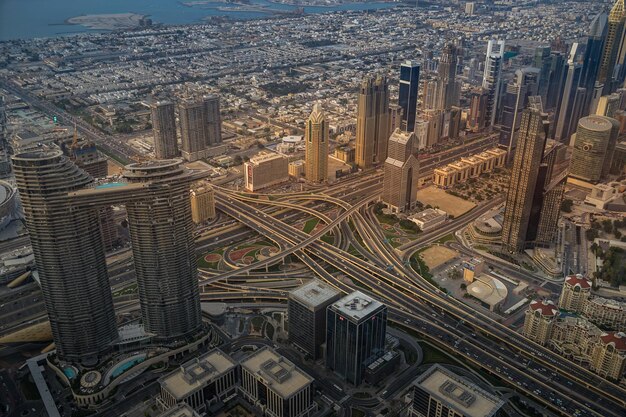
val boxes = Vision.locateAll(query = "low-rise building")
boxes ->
[523,300,558,345]
[551,316,602,365]
[240,346,315,417]
[334,145,355,164]
[408,208,447,231]
[289,160,305,179]
[155,403,201,417]
[244,152,289,192]
[190,185,215,223]
[409,364,504,417]
[433,147,506,188]
[558,274,592,313]
[159,349,238,414]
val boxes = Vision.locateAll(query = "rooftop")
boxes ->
[600,332,626,351]
[409,208,447,223]
[159,349,237,400]
[155,403,200,417]
[414,365,504,417]
[331,290,385,322]
[467,275,508,308]
[565,274,591,290]
[240,346,313,399]
[290,280,341,310]
[529,300,558,317]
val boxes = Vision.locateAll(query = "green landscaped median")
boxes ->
[303,218,320,234]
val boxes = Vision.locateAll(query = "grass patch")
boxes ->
[398,343,418,365]
[321,233,335,244]
[421,343,458,365]
[112,283,137,297]
[251,316,265,331]
[266,323,275,340]
[351,409,365,417]
[435,233,456,244]
[303,218,320,234]
[20,378,41,401]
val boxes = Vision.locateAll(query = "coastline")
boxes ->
[64,13,148,31]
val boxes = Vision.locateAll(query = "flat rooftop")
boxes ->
[331,290,385,322]
[240,346,313,399]
[290,280,341,310]
[159,349,236,400]
[415,365,504,417]
[155,403,199,417]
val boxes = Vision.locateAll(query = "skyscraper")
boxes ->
[499,68,540,159]
[435,43,460,111]
[0,95,6,146]
[178,96,222,161]
[122,160,202,341]
[501,99,550,253]
[151,101,178,159]
[581,13,608,112]
[326,291,387,385]
[554,44,584,143]
[534,46,552,103]
[482,40,506,127]
[203,95,222,146]
[388,104,403,134]
[467,88,489,132]
[179,98,207,162]
[12,149,118,365]
[398,60,420,132]
[305,104,328,183]
[598,0,626,94]
[569,115,619,183]
[355,76,390,169]
[288,280,341,360]
[382,129,420,213]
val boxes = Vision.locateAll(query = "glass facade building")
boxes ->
[326,291,387,385]
[399,60,420,132]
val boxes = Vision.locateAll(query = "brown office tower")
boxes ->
[151,101,179,159]
[501,99,550,253]
[12,150,118,365]
[467,89,489,132]
[355,76,390,169]
[382,129,420,213]
[305,104,328,183]
[178,95,222,162]
[122,160,202,341]
[569,115,619,183]
[435,43,460,111]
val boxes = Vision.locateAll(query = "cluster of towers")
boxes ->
[150,95,222,162]
[13,150,203,366]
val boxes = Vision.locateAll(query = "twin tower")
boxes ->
[13,150,202,366]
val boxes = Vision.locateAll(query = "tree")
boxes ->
[233,155,243,165]
[585,228,599,241]
[602,219,613,234]
[560,199,573,213]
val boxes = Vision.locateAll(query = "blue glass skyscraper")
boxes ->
[398,60,420,132]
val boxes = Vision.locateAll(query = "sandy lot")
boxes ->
[420,245,459,270]
[107,159,123,176]
[416,186,476,218]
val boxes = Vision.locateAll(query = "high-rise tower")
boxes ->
[569,115,620,183]
[436,43,460,110]
[499,68,540,159]
[554,44,584,143]
[151,101,178,159]
[203,95,222,146]
[178,96,222,161]
[483,40,506,127]
[355,76,390,169]
[598,0,626,94]
[122,160,202,341]
[12,150,118,365]
[382,129,420,213]
[305,104,328,183]
[501,99,550,253]
[398,61,420,132]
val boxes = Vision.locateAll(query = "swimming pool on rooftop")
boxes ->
[95,182,127,189]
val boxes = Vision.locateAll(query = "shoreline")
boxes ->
[64,13,149,31]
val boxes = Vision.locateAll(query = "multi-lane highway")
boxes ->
[204,185,626,417]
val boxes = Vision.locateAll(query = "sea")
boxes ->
[0,0,397,41]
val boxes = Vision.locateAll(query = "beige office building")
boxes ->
[410,364,504,417]
[559,274,592,313]
[190,185,215,223]
[240,346,315,417]
[244,152,289,192]
[355,76,390,169]
[159,349,238,414]
[523,300,558,346]
[305,104,328,183]
[289,160,305,178]
[382,129,419,213]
